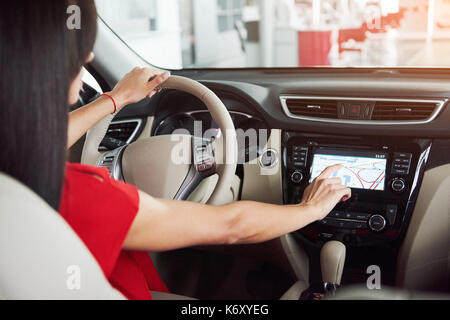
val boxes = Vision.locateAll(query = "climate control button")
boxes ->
[391,178,406,193]
[368,214,386,232]
[291,171,304,184]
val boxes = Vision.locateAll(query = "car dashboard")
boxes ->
[94,68,450,253]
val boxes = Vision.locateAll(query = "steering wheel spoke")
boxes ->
[97,145,127,181]
[174,136,217,201]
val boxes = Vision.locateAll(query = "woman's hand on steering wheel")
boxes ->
[107,67,170,110]
[300,164,351,222]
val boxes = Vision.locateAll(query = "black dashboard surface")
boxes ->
[114,68,450,138]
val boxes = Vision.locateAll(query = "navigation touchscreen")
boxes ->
[309,149,387,191]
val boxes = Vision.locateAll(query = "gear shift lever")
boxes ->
[320,240,346,295]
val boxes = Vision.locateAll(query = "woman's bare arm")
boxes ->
[67,68,170,148]
[68,95,118,148]
[123,165,350,252]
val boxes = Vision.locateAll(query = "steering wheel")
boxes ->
[81,76,238,205]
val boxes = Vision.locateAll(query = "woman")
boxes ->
[0,1,350,299]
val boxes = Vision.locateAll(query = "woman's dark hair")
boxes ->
[0,0,98,210]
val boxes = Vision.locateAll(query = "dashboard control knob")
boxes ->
[391,178,406,193]
[368,214,386,232]
[259,149,278,168]
[291,171,304,184]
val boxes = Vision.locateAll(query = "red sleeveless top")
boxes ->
[59,162,169,300]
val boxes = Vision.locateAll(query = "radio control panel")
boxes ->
[282,132,432,246]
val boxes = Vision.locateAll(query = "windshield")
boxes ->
[95,0,450,69]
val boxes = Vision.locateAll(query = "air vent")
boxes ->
[99,119,143,151]
[280,96,447,124]
[372,101,440,121]
[284,99,338,119]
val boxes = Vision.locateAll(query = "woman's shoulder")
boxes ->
[62,162,139,211]
[66,162,110,180]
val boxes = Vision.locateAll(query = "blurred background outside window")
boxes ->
[96,0,450,69]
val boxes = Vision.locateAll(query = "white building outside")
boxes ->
[96,0,450,69]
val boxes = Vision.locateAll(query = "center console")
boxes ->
[282,132,432,246]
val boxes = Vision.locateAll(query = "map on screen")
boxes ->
[310,153,387,191]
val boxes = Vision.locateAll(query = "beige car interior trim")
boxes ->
[240,129,309,289]
[187,174,241,204]
[81,113,115,165]
[320,240,346,285]
[280,234,309,285]
[122,135,193,199]
[138,116,154,141]
[0,173,124,300]
[241,129,283,204]
[280,281,309,300]
[187,175,219,203]
[397,164,450,292]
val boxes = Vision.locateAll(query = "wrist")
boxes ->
[105,90,127,110]
[299,201,324,223]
